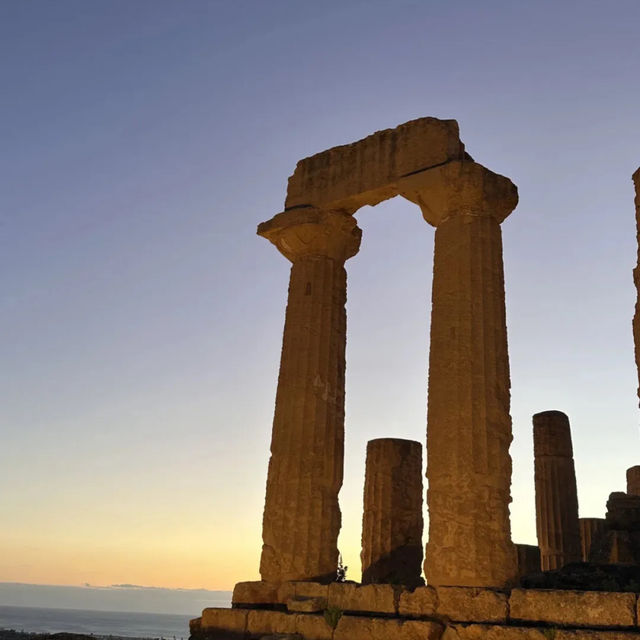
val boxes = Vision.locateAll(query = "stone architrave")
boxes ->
[398,160,519,587]
[361,438,424,587]
[257,208,361,583]
[579,517,606,561]
[633,168,640,403]
[532,411,581,570]
[627,465,640,496]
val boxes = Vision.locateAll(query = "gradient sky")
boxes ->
[2,0,640,591]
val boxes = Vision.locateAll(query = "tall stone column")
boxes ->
[399,160,518,587]
[627,465,640,496]
[533,410,581,570]
[633,169,640,403]
[257,208,361,583]
[579,517,606,561]
[361,438,423,587]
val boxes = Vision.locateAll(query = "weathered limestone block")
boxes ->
[509,589,636,627]
[435,587,508,623]
[286,596,326,613]
[533,410,581,571]
[294,613,332,640]
[579,518,606,561]
[401,620,445,640]
[327,582,397,614]
[189,617,202,636]
[257,208,361,583]
[233,581,281,607]
[632,168,640,404]
[557,633,640,640]
[246,610,296,637]
[333,615,404,640]
[398,160,518,588]
[515,544,541,579]
[361,438,423,587]
[285,117,466,212]
[628,466,640,496]
[398,586,437,618]
[201,608,248,636]
[277,581,329,604]
[443,625,547,640]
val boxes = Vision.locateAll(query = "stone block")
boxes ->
[294,613,333,640]
[509,589,636,627]
[189,617,202,635]
[401,620,444,640]
[333,615,404,640]
[557,632,640,640]
[327,582,397,614]
[443,625,547,639]
[286,596,327,613]
[201,607,248,636]
[233,581,281,606]
[436,587,507,623]
[246,610,296,637]
[398,586,437,617]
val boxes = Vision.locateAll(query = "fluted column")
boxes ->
[579,517,606,561]
[533,410,581,570]
[257,208,361,583]
[361,438,423,587]
[627,465,640,496]
[399,160,518,587]
[515,544,541,579]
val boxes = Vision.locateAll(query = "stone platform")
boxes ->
[189,581,640,639]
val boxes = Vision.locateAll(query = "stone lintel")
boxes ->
[285,117,467,213]
[397,160,518,227]
[257,207,361,263]
[509,589,637,628]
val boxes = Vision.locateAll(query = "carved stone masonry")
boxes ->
[361,438,424,587]
[533,410,581,570]
[399,160,518,587]
[579,518,606,562]
[257,208,361,583]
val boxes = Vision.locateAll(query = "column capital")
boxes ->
[397,160,518,227]
[257,207,361,263]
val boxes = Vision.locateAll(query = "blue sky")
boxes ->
[1,0,639,589]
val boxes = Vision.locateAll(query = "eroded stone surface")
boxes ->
[443,625,547,640]
[361,438,423,587]
[403,161,518,587]
[515,544,541,579]
[509,588,636,627]
[286,596,326,613]
[401,620,445,640]
[332,615,404,640]
[398,586,437,618]
[533,411,581,571]
[579,518,606,562]
[293,613,332,640]
[233,581,281,606]
[436,587,507,623]
[201,607,248,634]
[327,582,397,614]
[246,610,296,637]
[285,117,466,213]
[258,210,361,583]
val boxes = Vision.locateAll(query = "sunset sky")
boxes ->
[2,0,640,591]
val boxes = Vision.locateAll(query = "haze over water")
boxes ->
[2,0,640,595]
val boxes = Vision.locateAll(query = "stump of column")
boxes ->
[515,544,541,579]
[533,410,581,571]
[399,160,518,587]
[579,517,606,562]
[627,466,640,496]
[257,207,361,583]
[360,438,424,588]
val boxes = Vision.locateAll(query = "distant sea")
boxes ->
[0,584,233,638]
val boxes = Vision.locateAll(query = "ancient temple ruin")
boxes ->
[189,120,640,640]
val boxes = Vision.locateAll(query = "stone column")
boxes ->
[515,544,541,579]
[579,517,606,561]
[361,438,423,587]
[633,169,640,404]
[399,160,518,587]
[257,207,361,583]
[533,410,581,570]
[627,465,640,496]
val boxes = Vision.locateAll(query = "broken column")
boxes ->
[627,466,640,496]
[360,438,423,587]
[399,160,518,587]
[579,517,606,561]
[533,410,581,570]
[257,208,361,583]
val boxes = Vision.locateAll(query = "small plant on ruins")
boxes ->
[336,552,348,582]
[324,606,343,629]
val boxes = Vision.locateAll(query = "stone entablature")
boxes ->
[192,583,640,639]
